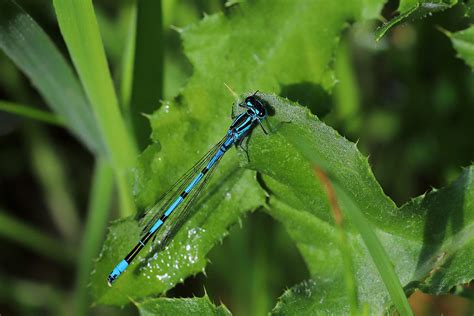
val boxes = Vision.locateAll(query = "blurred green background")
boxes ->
[0,0,473,315]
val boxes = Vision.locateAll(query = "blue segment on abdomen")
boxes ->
[111,259,128,277]
[149,219,164,234]
[185,172,204,193]
[206,149,225,169]
[164,196,183,216]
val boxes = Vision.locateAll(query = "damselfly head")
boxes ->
[244,95,267,119]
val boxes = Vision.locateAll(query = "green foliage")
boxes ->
[95,91,474,314]
[465,0,474,18]
[51,0,137,169]
[52,0,137,216]
[92,165,264,304]
[0,0,473,315]
[136,295,231,316]
[88,0,474,313]
[0,0,104,153]
[376,0,458,40]
[26,125,80,241]
[0,211,75,265]
[255,95,473,314]
[0,100,64,126]
[445,25,474,70]
[74,159,114,316]
[93,0,386,306]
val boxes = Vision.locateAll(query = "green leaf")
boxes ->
[0,0,104,154]
[92,165,265,304]
[376,0,458,40]
[26,125,81,242]
[92,0,387,304]
[92,0,390,307]
[247,94,410,314]
[463,0,474,19]
[249,94,473,314]
[119,3,137,111]
[444,25,474,70]
[136,295,231,316]
[0,100,64,126]
[397,168,474,295]
[328,176,412,315]
[53,0,137,216]
[272,278,349,315]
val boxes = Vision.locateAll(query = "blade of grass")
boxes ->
[128,0,164,149]
[0,100,64,126]
[0,211,75,265]
[119,3,137,111]
[285,130,413,315]
[53,0,137,216]
[332,183,413,315]
[94,7,125,67]
[314,167,360,315]
[26,125,81,242]
[74,158,114,316]
[0,0,104,154]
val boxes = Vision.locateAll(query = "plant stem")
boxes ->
[314,168,359,315]
[0,211,75,265]
[26,124,81,242]
[119,2,137,111]
[73,158,114,316]
[0,100,64,126]
[333,184,413,316]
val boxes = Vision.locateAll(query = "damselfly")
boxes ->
[107,93,268,285]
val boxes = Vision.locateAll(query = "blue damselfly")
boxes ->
[107,93,268,285]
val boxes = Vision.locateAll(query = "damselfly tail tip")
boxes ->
[107,274,115,287]
[223,82,239,101]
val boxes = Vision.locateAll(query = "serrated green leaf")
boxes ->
[272,278,349,315]
[91,166,265,304]
[136,295,231,316]
[248,95,474,314]
[445,25,474,70]
[376,0,458,40]
[0,0,104,154]
[93,0,388,306]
